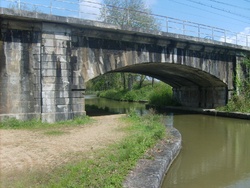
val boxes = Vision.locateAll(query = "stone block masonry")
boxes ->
[0,20,86,122]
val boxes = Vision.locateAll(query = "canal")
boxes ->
[85,96,250,188]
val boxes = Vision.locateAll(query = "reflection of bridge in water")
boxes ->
[0,3,250,122]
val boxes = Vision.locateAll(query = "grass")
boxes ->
[98,82,179,106]
[3,112,168,188]
[217,82,250,113]
[148,83,180,107]
[217,94,250,113]
[0,116,93,130]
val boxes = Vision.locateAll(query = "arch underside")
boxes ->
[110,63,227,88]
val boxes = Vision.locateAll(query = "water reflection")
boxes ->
[165,113,174,128]
[162,115,250,188]
[85,95,147,115]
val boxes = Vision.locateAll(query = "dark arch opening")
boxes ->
[109,63,227,88]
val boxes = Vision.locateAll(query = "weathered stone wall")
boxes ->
[173,86,227,108]
[0,20,85,122]
[0,20,41,120]
[40,23,85,122]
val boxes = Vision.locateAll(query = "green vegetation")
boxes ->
[0,116,92,129]
[218,56,250,113]
[100,0,160,31]
[98,81,179,106]
[148,83,180,107]
[4,112,168,188]
[98,86,150,102]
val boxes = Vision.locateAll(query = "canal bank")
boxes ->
[123,106,250,188]
[159,106,250,120]
[123,128,182,188]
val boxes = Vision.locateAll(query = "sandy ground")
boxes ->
[0,114,127,178]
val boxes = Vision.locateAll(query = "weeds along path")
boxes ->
[0,114,127,175]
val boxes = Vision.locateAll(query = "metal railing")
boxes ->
[1,0,249,47]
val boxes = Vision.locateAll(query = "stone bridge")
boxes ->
[0,8,249,122]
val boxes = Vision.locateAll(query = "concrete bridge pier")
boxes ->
[173,86,227,108]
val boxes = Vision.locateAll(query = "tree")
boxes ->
[95,0,160,91]
[100,0,160,31]
[86,73,122,92]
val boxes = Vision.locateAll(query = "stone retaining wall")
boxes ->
[123,128,182,188]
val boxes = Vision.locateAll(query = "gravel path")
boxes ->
[0,115,127,177]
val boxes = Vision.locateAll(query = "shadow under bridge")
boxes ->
[111,63,227,108]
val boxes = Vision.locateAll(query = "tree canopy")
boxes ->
[100,0,160,31]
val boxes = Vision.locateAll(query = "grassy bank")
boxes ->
[0,116,92,129]
[217,94,250,113]
[99,82,179,106]
[1,112,168,188]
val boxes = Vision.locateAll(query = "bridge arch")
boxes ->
[110,63,227,88]
[77,33,234,108]
[88,62,227,108]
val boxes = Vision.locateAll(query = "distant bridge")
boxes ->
[0,7,250,122]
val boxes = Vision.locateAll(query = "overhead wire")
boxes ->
[185,0,250,20]
[170,0,250,26]
[208,0,250,11]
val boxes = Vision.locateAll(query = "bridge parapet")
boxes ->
[1,0,250,47]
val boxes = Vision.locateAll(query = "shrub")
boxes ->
[149,83,179,106]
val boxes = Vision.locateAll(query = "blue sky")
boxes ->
[147,0,250,34]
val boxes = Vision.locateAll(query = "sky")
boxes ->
[148,0,250,33]
[1,0,249,46]
[147,0,250,45]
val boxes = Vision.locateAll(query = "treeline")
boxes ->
[87,73,155,92]
[86,73,178,106]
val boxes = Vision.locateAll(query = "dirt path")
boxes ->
[0,114,127,177]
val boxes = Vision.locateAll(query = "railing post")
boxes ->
[104,4,107,22]
[211,27,214,40]
[198,24,200,38]
[183,20,185,35]
[126,8,130,25]
[224,30,226,42]
[18,0,20,10]
[78,0,80,18]
[166,17,168,32]
[50,0,52,15]
[246,35,249,47]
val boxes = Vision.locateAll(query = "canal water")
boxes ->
[85,96,250,188]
